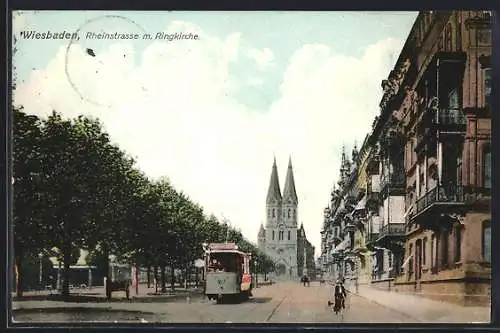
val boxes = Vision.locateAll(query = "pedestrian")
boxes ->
[329,279,347,314]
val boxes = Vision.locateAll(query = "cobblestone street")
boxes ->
[13,281,488,324]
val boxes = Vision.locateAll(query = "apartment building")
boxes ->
[391,11,492,306]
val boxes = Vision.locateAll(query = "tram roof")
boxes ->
[209,249,249,256]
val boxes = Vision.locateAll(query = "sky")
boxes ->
[12,10,418,258]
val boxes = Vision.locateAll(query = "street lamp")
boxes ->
[38,252,43,288]
[254,259,258,288]
[109,254,117,282]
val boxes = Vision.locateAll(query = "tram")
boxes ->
[203,242,253,304]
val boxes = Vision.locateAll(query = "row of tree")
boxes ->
[13,108,276,297]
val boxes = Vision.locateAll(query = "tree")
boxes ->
[36,112,131,297]
[12,108,45,297]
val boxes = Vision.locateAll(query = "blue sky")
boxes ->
[13,11,418,256]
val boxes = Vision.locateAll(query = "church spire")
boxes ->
[266,156,282,204]
[283,156,298,203]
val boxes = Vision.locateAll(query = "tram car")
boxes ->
[203,242,253,304]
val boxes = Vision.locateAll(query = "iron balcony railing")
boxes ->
[437,108,465,125]
[380,173,406,190]
[378,223,405,238]
[416,183,465,214]
[366,233,379,244]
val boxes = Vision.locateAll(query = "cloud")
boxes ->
[14,20,404,257]
[247,47,274,69]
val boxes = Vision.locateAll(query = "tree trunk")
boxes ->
[160,266,166,293]
[147,266,151,288]
[62,244,72,297]
[153,266,158,292]
[15,252,24,298]
[101,246,110,296]
[170,263,176,292]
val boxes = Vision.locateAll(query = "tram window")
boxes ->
[208,253,241,273]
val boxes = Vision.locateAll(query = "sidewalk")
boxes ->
[346,283,490,323]
[12,283,203,310]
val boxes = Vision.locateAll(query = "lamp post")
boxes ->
[109,254,117,282]
[38,252,43,288]
[254,259,258,288]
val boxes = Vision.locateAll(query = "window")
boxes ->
[288,231,291,240]
[438,58,463,125]
[272,230,275,240]
[293,209,296,218]
[484,68,492,109]
[423,237,427,265]
[272,209,275,218]
[288,209,291,218]
[267,209,270,218]
[444,23,452,51]
[484,147,491,189]
[454,226,462,262]
[483,220,491,263]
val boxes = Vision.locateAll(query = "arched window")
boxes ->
[288,209,291,218]
[293,209,296,218]
[444,23,452,51]
[484,146,491,188]
[272,230,275,240]
[288,231,291,240]
[483,220,491,263]
[272,209,275,218]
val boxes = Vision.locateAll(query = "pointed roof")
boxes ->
[283,156,298,203]
[266,156,282,204]
[258,223,266,238]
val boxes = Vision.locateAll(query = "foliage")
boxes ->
[12,109,277,297]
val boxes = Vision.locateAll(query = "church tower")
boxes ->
[282,156,298,228]
[266,156,282,232]
[258,223,266,251]
[261,156,299,280]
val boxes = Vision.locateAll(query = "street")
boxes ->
[12,281,417,323]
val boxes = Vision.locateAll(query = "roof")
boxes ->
[283,156,298,203]
[209,249,249,256]
[266,156,282,204]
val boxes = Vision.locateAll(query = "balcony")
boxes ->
[380,173,406,197]
[437,108,465,126]
[434,108,467,136]
[378,223,405,237]
[411,183,466,230]
[366,192,381,213]
[375,223,405,252]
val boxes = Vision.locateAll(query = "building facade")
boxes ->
[320,11,491,306]
[258,157,315,280]
[393,11,492,306]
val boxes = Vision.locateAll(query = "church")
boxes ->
[257,156,316,280]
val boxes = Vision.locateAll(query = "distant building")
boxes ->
[258,157,315,280]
